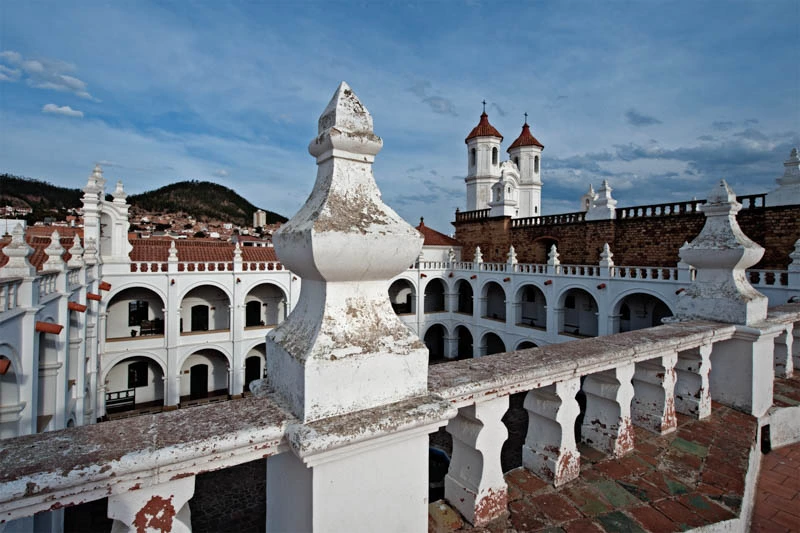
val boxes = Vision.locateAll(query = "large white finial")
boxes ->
[168,240,179,262]
[0,224,35,278]
[473,246,483,264]
[547,244,560,266]
[676,180,766,325]
[766,147,800,207]
[67,234,84,268]
[586,180,617,221]
[112,180,127,204]
[266,82,426,422]
[507,245,518,265]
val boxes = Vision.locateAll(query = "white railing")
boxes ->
[67,268,81,289]
[38,272,59,299]
[479,262,508,273]
[0,278,21,312]
[747,269,789,287]
[513,263,547,274]
[558,264,600,277]
[612,266,679,281]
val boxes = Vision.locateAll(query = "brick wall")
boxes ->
[453,205,800,269]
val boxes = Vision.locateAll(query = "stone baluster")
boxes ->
[773,324,794,378]
[632,352,678,434]
[445,397,509,526]
[523,378,581,486]
[581,363,635,457]
[107,477,195,533]
[674,344,712,419]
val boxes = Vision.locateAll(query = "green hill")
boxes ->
[128,180,286,226]
[0,174,286,227]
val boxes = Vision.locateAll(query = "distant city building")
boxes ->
[253,209,267,228]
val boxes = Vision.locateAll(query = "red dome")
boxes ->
[507,122,544,151]
[465,112,503,143]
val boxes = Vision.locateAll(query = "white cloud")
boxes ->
[213,169,229,177]
[0,50,98,101]
[42,104,84,118]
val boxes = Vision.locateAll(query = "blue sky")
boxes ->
[1,1,798,233]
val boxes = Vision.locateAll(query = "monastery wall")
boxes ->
[454,204,800,268]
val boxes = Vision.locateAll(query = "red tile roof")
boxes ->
[129,239,279,263]
[415,219,461,247]
[507,122,544,151]
[465,112,503,143]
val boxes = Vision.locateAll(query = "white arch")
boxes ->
[480,280,507,300]
[555,284,599,308]
[243,279,290,301]
[176,344,233,371]
[514,282,549,306]
[104,282,168,311]
[610,288,675,316]
[421,322,451,339]
[178,280,233,303]
[101,351,168,384]
[0,342,23,376]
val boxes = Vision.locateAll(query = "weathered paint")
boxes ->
[133,495,176,533]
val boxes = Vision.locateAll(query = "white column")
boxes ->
[773,324,794,378]
[445,397,509,526]
[108,477,194,533]
[675,344,712,419]
[632,352,678,434]
[523,378,581,486]
[582,363,635,457]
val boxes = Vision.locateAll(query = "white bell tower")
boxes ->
[507,115,544,218]
[465,102,503,211]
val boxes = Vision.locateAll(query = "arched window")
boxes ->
[492,147,498,165]
[514,157,519,168]
[534,155,540,173]
[470,148,476,167]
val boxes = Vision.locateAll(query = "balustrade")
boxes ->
[0,278,21,312]
[37,272,59,299]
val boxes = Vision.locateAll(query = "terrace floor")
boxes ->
[430,375,800,533]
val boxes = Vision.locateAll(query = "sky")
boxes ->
[0,1,798,233]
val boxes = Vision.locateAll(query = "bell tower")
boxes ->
[465,101,503,211]
[507,115,544,218]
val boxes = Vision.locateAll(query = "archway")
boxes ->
[482,332,506,356]
[517,341,538,350]
[245,283,287,327]
[482,282,506,321]
[106,287,165,339]
[244,344,266,393]
[455,280,473,315]
[424,324,447,363]
[454,325,473,359]
[37,328,60,432]
[388,279,415,315]
[104,356,165,415]
[424,279,446,313]
[179,349,230,403]
[181,286,230,333]
[559,288,598,337]
[0,353,22,439]
[615,293,673,333]
[516,284,546,329]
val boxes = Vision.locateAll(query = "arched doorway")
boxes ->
[104,356,165,416]
[482,332,506,356]
[559,289,598,337]
[388,279,415,315]
[455,280,473,315]
[105,287,165,339]
[424,279,446,313]
[615,293,673,333]
[482,282,506,321]
[244,344,266,393]
[454,325,473,359]
[424,324,447,363]
[180,349,230,404]
[245,283,287,327]
[181,286,230,334]
[516,284,546,329]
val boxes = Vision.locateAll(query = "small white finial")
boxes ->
[43,231,66,271]
[67,234,84,268]
[447,247,456,263]
[507,245,518,265]
[0,224,35,278]
[547,244,560,265]
[168,240,179,261]
[473,246,483,264]
[599,243,614,267]
[112,180,127,203]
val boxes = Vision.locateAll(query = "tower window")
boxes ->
[534,155,540,173]
[514,157,519,168]
[470,148,476,167]
[492,147,498,165]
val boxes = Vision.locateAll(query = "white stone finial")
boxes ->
[766,147,800,206]
[599,243,614,268]
[112,180,127,204]
[507,245,518,265]
[676,180,767,325]
[67,234,84,268]
[585,180,617,221]
[83,237,99,265]
[473,246,483,264]
[0,224,36,278]
[83,164,105,195]
[266,82,426,422]
[233,241,242,261]
[168,240,179,262]
[547,244,560,266]
[447,247,456,263]
[43,231,66,271]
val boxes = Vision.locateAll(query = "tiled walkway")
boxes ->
[751,443,800,532]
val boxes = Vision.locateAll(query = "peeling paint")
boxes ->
[132,495,176,533]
